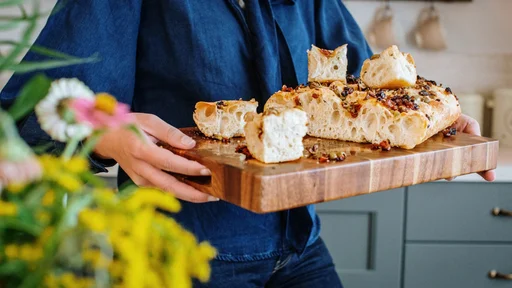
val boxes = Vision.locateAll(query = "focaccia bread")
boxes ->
[193,99,258,139]
[308,44,348,83]
[244,107,308,163]
[361,45,417,89]
[265,76,461,149]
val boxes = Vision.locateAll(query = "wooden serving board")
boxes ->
[165,128,499,213]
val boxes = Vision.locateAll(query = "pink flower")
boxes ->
[70,93,134,129]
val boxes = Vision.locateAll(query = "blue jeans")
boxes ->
[194,237,343,287]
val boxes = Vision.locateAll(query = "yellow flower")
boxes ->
[60,272,76,288]
[44,274,58,288]
[6,182,26,194]
[56,173,82,192]
[82,249,111,269]
[39,227,54,244]
[126,188,181,212]
[167,250,192,288]
[36,211,51,224]
[79,209,106,232]
[109,260,124,278]
[63,157,89,174]
[77,277,94,288]
[95,93,117,115]
[5,244,19,259]
[42,190,55,206]
[39,155,60,179]
[0,201,17,216]
[20,244,43,262]
[93,188,117,206]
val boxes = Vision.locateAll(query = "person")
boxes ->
[0,0,495,287]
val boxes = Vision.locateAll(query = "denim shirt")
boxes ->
[1,0,372,261]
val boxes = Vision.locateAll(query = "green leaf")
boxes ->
[7,74,51,121]
[117,182,138,199]
[0,0,38,70]
[18,4,27,18]
[0,41,81,60]
[80,171,106,188]
[0,19,24,30]
[0,217,42,236]
[31,142,53,154]
[79,130,104,157]
[0,0,25,8]
[0,260,26,276]
[23,183,48,208]
[8,54,99,73]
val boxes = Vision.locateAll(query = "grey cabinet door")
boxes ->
[404,243,512,288]
[407,183,512,242]
[316,189,405,288]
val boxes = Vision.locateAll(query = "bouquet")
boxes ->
[0,1,216,287]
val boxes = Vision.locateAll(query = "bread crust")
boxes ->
[193,99,258,139]
[361,45,417,89]
[265,77,460,149]
[308,44,348,83]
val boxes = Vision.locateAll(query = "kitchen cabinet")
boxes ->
[316,188,405,288]
[317,182,512,288]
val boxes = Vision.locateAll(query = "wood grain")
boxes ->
[164,128,499,213]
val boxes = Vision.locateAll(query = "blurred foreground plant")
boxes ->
[0,1,216,287]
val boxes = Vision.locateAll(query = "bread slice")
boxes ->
[265,78,460,149]
[361,45,417,89]
[244,107,308,163]
[193,99,258,139]
[307,44,348,83]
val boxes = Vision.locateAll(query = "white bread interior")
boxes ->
[361,45,417,89]
[244,108,308,163]
[307,44,348,83]
[193,99,258,139]
[265,82,460,149]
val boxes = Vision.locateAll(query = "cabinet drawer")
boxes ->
[317,189,404,288]
[404,244,512,288]
[406,183,512,241]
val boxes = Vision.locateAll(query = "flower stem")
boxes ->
[62,137,80,160]
[79,130,104,158]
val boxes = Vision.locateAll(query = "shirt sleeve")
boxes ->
[0,0,142,172]
[314,0,374,77]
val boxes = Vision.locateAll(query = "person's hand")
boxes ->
[446,114,496,182]
[94,113,218,203]
[0,158,42,190]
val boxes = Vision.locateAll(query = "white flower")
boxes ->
[35,78,95,142]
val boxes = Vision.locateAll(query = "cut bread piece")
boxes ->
[193,99,258,139]
[361,45,417,89]
[264,78,460,149]
[244,107,308,163]
[307,44,348,83]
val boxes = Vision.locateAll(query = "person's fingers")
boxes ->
[133,161,218,203]
[453,114,481,136]
[136,114,196,149]
[0,163,20,184]
[136,143,210,176]
[478,170,496,182]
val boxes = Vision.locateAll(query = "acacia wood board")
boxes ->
[165,128,499,213]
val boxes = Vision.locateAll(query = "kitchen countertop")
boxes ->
[96,148,512,183]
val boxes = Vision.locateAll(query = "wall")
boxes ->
[0,0,57,86]
[343,0,512,95]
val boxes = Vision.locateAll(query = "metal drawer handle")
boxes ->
[491,207,512,217]
[488,270,512,280]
